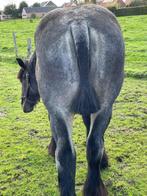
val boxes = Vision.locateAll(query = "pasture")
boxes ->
[0,15,147,195]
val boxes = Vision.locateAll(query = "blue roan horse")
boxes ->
[17,5,125,196]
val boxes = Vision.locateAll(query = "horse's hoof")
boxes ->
[83,180,108,196]
[100,151,109,170]
[95,181,108,196]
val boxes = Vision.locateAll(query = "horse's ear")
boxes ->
[16,58,26,70]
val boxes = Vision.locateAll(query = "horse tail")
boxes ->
[70,21,100,115]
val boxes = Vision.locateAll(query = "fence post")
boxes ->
[27,38,32,58]
[13,32,18,57]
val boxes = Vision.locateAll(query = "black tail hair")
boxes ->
[70,21,100,115]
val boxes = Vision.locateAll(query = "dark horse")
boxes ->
[17,5,124,196]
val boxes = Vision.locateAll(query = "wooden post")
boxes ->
[13,32,18,57]
[27,38,32,58]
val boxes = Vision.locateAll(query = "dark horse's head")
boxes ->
[16,52,40,113]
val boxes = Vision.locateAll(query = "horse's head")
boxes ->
[16,53,40,113]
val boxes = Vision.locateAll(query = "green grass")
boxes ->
[0,15,147,195]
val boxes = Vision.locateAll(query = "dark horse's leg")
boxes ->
[82,114,90,137]
[83,107,112,196]
[82,115,109,170]
[48,136,56,157]
[50,111,76,196]
[48,114,56,157]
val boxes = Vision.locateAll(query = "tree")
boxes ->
[32,2,41,7]
[4,4,18,18]
[18,1,28,15]
[71,0,78,4]
[31,13,36,19]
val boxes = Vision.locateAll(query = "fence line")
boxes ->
[27,38,32,57]
[0,31,34,58]
[0,31,147,59]
[13,32,18,57]
[13,32,33,58]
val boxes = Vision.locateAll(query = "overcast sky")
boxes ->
[0,0,70,10]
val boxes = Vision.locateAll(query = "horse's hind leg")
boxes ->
[82,115,109,170]
[50,110,76,196]
[100,149,109,170]
[82,114,90,136]
[48,136,56,157]
[83,106,112,196]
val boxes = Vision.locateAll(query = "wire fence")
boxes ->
[0,31,35,60]
[12,32,33,57]
[0,30,147,61]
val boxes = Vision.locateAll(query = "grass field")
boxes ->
[0,15,147,196]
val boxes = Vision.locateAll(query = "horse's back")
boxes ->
[35,5,124,112]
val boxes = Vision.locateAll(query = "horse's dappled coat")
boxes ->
[17,5,125,196]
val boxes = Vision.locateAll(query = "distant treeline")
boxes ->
[3,1,41,18]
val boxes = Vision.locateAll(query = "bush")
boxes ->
[31,13,36,19]
[29,19,33,23]
[109,7,117,14]
[109,6,147,16]
[130,0,147,7]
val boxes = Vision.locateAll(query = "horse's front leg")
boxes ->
[83,107,112,196]
[50,110,76,196]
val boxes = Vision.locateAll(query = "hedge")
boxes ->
[109,6,147,17]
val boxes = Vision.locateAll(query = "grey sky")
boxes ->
[0,0,70,10]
